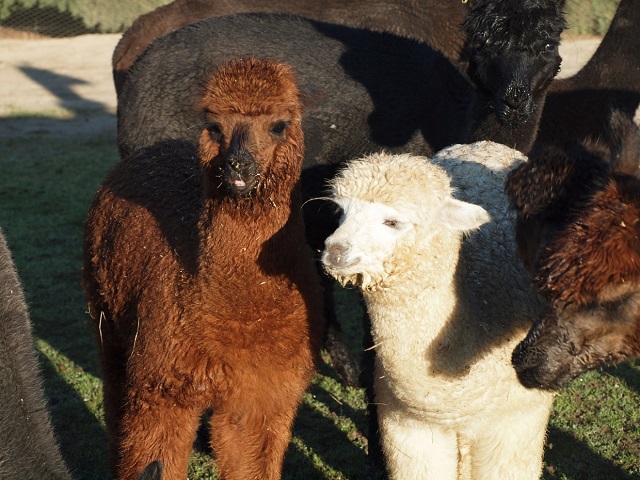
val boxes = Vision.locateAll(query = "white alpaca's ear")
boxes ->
[438,197,491,232]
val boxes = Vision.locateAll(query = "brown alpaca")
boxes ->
[507,111,640,390]
[82,58,325,480]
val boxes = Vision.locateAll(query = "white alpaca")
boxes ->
[322,143,555,480]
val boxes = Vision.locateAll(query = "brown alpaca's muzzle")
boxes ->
[511,311,580,391]
[513,293,640,391]
[223,126,260,195]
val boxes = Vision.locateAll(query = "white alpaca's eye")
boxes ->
[384,219,400,228]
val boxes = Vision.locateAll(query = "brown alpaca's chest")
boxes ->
[123,261,320,405]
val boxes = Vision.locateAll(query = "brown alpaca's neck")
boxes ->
[196,186,306,275]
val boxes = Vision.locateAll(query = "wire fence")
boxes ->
[0,0,170,37]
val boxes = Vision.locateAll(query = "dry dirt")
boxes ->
[0,33,605,139]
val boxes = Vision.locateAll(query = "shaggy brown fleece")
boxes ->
[83,58,325,480]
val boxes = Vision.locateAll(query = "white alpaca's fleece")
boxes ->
[322,142,554,480]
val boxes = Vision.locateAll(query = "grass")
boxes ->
[1,112,639,480]
[565,0,621,36]
[0,0,172,34]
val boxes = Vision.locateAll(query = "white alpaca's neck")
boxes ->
[363,230,473,355]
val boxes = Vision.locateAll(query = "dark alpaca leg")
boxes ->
[321,271,361,387]
[116,392,201,480]
[209,387,302,480]
[97,321,129,475]
[138,461,163,480]
[303,191,360,387]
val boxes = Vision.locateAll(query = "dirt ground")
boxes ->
[0,33,120,137]
[0,33,608,138]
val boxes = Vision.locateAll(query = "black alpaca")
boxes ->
[112,0,469,93]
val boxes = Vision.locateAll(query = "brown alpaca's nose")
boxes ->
[227,126,255,172]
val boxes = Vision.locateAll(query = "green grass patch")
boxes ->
[1,0,172,35]
[565,0,621,36]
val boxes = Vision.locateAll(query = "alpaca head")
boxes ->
[506,139,611,271]
[513,174,640,390]
[462,0,566,127]
[197,58,304,197]
[510,112,640,390]
[321,153,490,290]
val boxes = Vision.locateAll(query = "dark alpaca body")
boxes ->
[118,14,455,165]
[118,7,565,200]
[507,111,640,390]
[112,0,469,93]
[507,0,640,386]
[84,60,325,479]
[0,228,72,480]
[537,0,640,146]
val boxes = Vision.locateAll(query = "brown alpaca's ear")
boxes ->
[505,145,573,217]
[607,109,640,177]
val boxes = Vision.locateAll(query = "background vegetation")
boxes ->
[565,0,621,35]
[0,0,170,35]
[0,0,638,479]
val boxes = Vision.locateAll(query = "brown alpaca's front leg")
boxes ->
[209,393,301,480]
[115,391,202,480]
[95,318,129,476]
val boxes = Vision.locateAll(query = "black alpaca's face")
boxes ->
[513,289,640,390]
[483,42,561,126]
[200,112,295,196]
[463,0,565,126]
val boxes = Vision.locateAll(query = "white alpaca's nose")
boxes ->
[323,242,359,268]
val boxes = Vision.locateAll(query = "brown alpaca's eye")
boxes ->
[205,122,222,141]
[270,121,290,137]
[543,43,556,55]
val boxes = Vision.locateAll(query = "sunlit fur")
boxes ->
[83,58,324,480]
[322,144,554,480]
[508,111,640,390]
